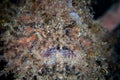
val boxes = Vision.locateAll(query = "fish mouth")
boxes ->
[41,46,88,78]
[41,45,80,66]
[42,46,77,58]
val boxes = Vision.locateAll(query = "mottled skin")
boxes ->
[0,0,112,80]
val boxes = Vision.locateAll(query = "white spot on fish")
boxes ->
[69,12,82,26]
[68,0,82,26]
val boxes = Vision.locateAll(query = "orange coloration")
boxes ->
[18,34,36,45]
[36,28,41,32]
[28,34,36,42]
[18,37,28,44]
[25,27,34,34]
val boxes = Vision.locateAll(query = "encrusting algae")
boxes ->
[0,0,117,80]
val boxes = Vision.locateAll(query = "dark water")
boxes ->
[90,0,120,19]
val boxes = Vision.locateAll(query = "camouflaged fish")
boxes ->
[0,0,113,80]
